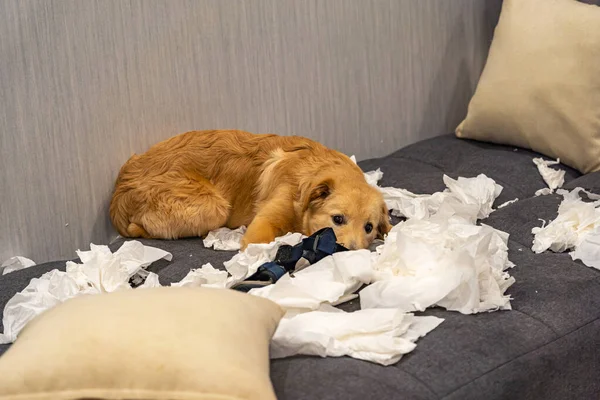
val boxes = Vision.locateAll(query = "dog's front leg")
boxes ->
[240,216,279,251]
[240,194,293,251]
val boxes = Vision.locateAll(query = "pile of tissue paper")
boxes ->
[0,241,172,343]
[374,174,502,221]
[240,169,515,363]
[532,187,600,270]
[1,164,520,365]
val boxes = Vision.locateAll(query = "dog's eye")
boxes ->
[365,223,373,234]
[332,215,344,225]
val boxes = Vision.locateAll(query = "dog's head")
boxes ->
[298,172,391,250]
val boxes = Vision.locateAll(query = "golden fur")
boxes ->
[110,130,391,250]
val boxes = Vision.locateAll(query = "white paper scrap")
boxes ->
[270,307,443,366]
[532,187,600,254]
[570,228,600,270]
[364,168,383,187]
[0,241,172,344]
[1,256,36,275]
[443,174,503,220]
[224,232,304,282]
[249,250,374,311]
[498,198,519,209]
[533,157,565,190]
[535,188,554,197]
[377,174,501,221]
[203,226,246,251]
[138,272,162,288]
[171,263,228,288]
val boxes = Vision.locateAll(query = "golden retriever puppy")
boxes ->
[110,130,391,250]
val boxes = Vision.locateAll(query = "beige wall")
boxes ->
[0,0,501,263]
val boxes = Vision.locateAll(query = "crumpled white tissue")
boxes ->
[570,228,600,270]
[533,157,565,191]
[171,263,228,288]
[249,250,374,310]
[378,186,445,220]
[1,256,36,275]
[223,232,305,282]
[360,215,515,314]
[270,305,443,366]
[65,241,172,293]
[139,272,162,288]
[203,226,246,251]
[376,174,502,221]
[0,241,172,344]
[532,188,600,270]
[442,175,503,220]
[364,168,383,187]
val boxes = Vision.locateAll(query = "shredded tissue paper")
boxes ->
[203,226,247,251]
[532,187,600,270]
[0,241,172,344]
[1,257,36,275]
[1,161,527,365]
[533,157,565,195]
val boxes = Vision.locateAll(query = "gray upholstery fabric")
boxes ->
[0,135,598,399]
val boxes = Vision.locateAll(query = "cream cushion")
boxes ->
[456,0,600,174]
[0,287,284,400]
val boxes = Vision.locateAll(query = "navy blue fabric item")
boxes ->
[233,227,348,291]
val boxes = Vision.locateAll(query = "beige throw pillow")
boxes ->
[456,0,600,174]
[0,287,284,400]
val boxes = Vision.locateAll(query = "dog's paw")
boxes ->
[240,226,276,251]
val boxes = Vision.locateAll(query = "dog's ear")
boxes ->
[302,179,333,211]
[377,203,392,239]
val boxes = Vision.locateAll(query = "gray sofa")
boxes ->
[1,135,599,400]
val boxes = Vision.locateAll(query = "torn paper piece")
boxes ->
[535,188,554,196]
[0,241,172,344]
[0,270,79,344]
[533,158,565,190]
[361,216,514,314]
[378,174,501,222]
[570,229,600,270]
[138,272,162,288]
[1,256,36,275]
[203,226,246,251]
[557,187,600,203]
[443,174,503,220]
[171,263,228,288]
[270,308,443,366]
[497,198,519,209]
[249,250,373,311]
[379,187,447,220]
[66,241,172,293]
[532,188,600,254]
[364,169,383,187]
[224,232,304,282]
